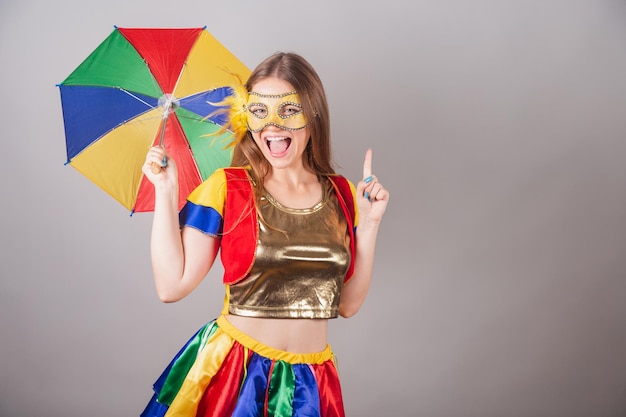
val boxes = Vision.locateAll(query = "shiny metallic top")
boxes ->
[228,178,351,319]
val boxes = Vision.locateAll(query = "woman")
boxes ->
[141,52,389,417]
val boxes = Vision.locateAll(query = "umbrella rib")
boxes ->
[171,60,187,97]
[117,87,157,109]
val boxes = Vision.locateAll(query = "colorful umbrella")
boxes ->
[57,26,250,213]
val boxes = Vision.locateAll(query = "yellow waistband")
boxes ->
[216,315,334,365]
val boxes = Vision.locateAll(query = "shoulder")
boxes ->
[328,174,356,199]
[187,167,255,209]
[186,168,228,207]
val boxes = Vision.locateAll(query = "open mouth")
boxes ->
[265,136,292,155]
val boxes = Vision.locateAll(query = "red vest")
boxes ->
[220,167,357,285]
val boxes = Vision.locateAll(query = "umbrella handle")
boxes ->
[150,155,168,174]
[150,162,163,174]
[150,115,170,175]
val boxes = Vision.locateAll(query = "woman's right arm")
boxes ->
[143,147,220,302]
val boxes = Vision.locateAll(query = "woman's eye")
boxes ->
[280,105,302,117]
[248,105,267,118]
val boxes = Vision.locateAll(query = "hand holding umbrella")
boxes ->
[143,146,177,186]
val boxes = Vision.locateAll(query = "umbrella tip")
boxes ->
[202,25,207,29]
[64,160,71,166]
[130,209,135,217]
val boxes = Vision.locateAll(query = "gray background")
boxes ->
[1,0,625,416]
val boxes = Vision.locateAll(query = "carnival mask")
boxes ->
[246,91,308,132]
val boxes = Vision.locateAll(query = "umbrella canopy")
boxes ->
[58,27,250,213]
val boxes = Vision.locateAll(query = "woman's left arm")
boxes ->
[339,149,390,318]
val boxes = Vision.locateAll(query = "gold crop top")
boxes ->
[227,178,351,319]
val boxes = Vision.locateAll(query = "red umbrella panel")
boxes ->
[58,27,250,213]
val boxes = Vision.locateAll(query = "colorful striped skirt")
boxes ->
[141,316,345,417]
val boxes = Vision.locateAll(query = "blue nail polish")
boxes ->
[364,191,370,199]
[364,176,373,183]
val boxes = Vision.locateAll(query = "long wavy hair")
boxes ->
[230,52,335,196]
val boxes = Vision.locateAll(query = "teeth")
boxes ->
[265,136,291,154]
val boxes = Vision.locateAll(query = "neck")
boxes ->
[269,169,317,187]
[265,159,317,188]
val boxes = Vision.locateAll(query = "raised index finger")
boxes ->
[363,148,373,179]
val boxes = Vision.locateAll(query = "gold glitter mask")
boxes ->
[246,91,308,132]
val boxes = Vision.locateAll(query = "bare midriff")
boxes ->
[224,314,329,354]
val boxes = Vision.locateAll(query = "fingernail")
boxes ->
[364,191,370,199]
[364,176,373,183]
